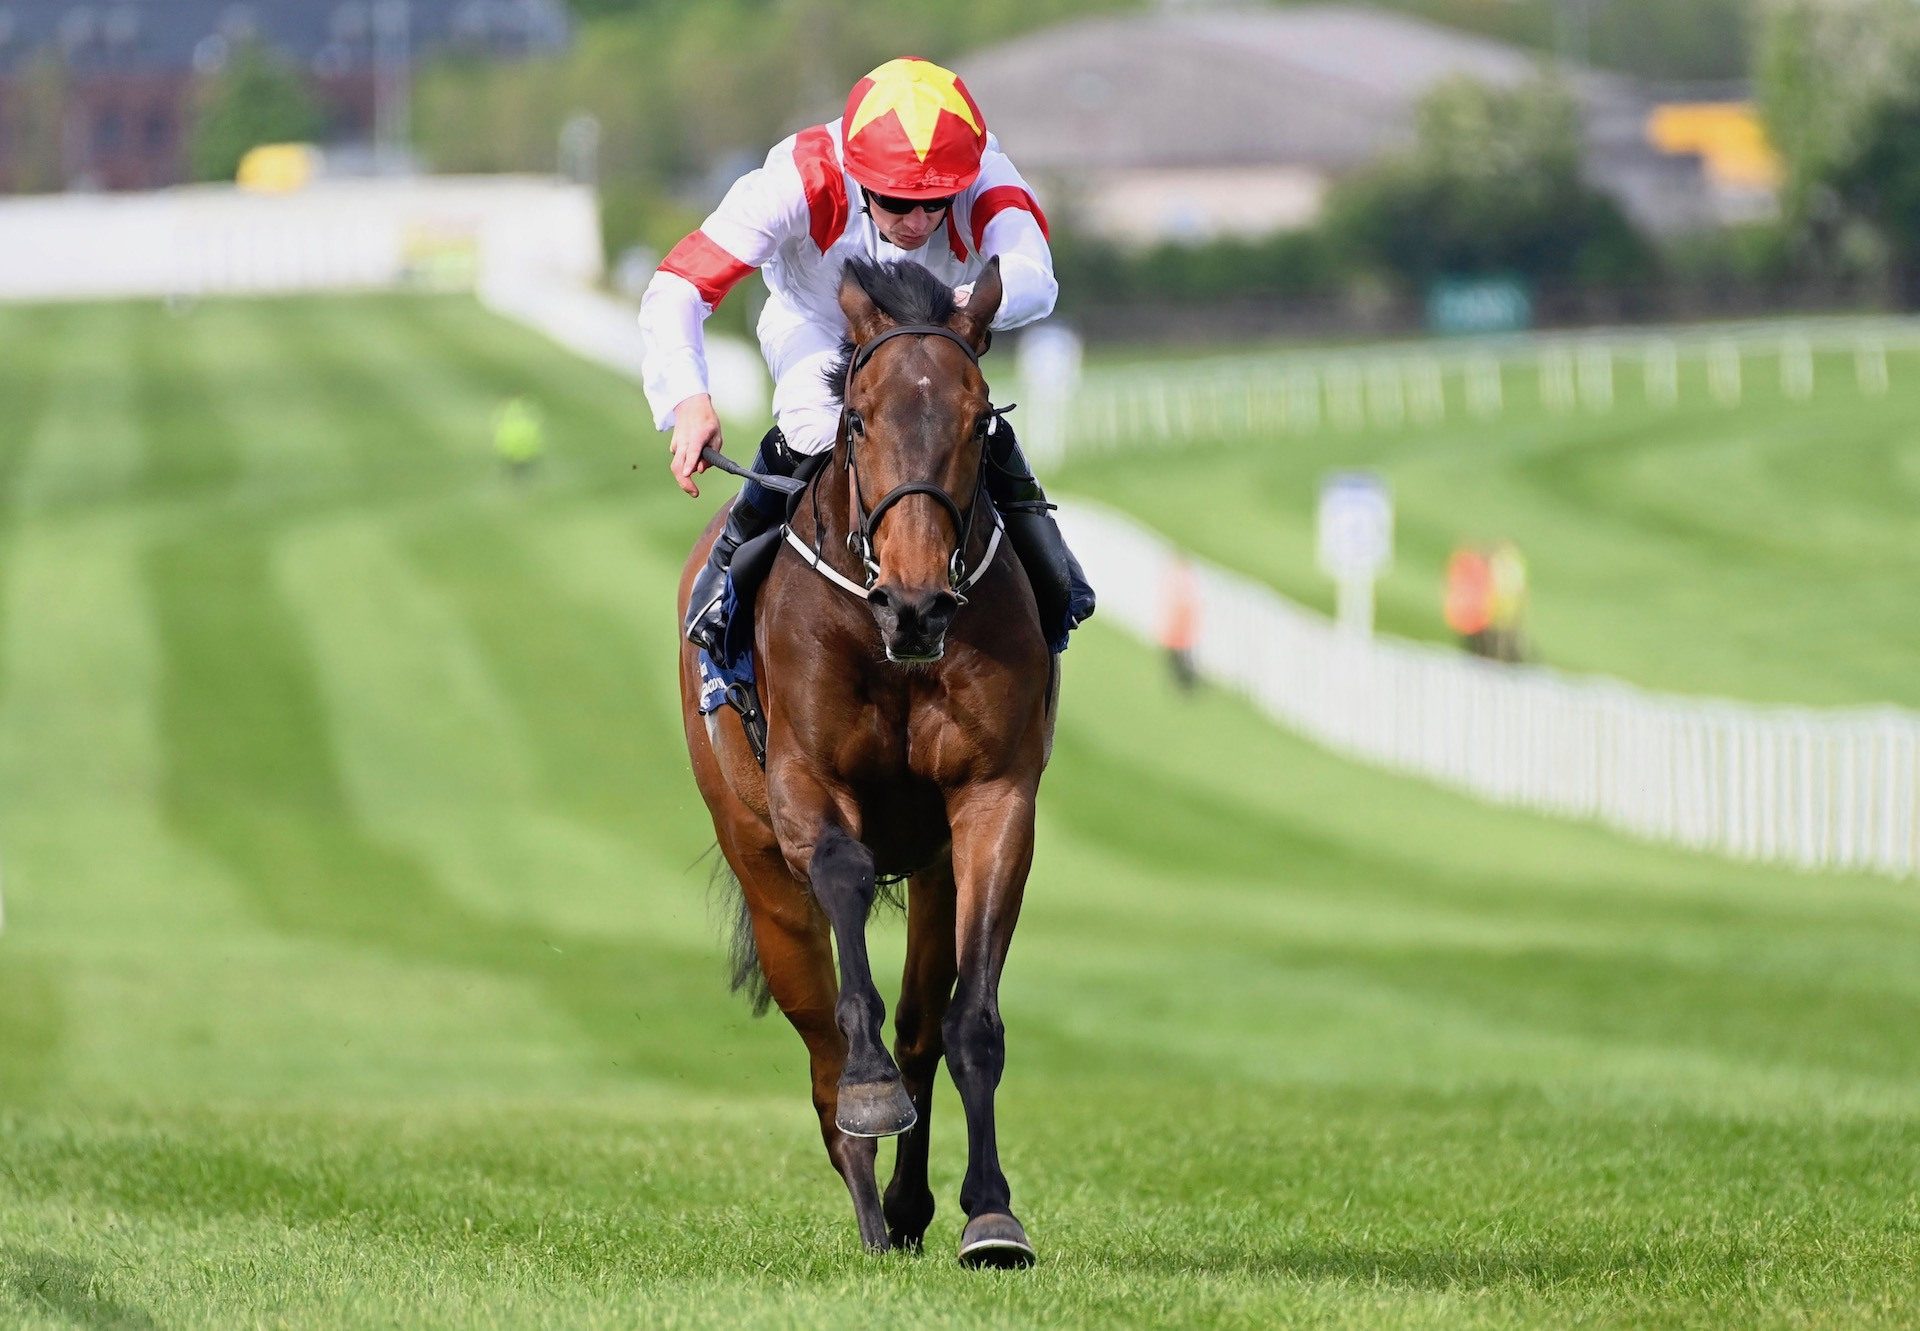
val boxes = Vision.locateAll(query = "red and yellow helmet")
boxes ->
[842,57,987,199]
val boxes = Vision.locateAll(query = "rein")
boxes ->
[784,323,1005,604]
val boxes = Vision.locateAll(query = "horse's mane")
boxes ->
[822,258,960,406]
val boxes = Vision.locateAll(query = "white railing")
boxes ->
[0,181,774,423]
[1059,500,1920,880]
[476,274,769,421]
[1024,318,1920,464]
[0,176,603,302]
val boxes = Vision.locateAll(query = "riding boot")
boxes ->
[684,426,799,654]
[982,420,1096,652]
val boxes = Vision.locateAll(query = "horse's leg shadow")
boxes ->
[882,858,959,1251]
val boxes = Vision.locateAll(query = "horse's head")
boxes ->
[834,256,1002,664]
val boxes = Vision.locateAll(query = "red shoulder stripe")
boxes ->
[970,186,1050,255]
[793,126,849,252]
[659,231,755,309]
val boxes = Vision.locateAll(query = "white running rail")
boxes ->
[1059,500,1920,880]
[1028,318,1920,465]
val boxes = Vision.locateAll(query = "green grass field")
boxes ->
[1062,345,1920,711]
[0,295,1916,1329]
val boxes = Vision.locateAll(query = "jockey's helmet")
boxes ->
[842,57,987,200]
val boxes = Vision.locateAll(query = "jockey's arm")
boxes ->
[640,152,809,495]
[961,148,1059,331]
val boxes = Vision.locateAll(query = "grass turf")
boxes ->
[0,295,1915,1328]
[1060,343,1920,710]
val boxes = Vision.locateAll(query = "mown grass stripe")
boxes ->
[132,297,758,1088]
[245,296,703,897]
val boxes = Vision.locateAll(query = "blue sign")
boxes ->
[1427,277,1533,336]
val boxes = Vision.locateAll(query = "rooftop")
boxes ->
[961,4,1647,172]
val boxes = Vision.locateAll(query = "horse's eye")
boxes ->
[974,414,992,438]
[847,411,864,437]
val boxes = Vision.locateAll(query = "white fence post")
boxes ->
[1644,340,1679,408]
[1709,341,1743,406]
[1781,335,1814,402]
[1467,355,1504,418]
[1058,499,1920,883]
[1857,337,1890,396]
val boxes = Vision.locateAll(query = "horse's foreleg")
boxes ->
[732,841,889,1252]
[883,860,959,1251]
[802,823,915,1139]
[944,780,1039,1268]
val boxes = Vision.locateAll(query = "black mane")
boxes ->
[822,258,960,405]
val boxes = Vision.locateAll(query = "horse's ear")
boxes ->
[839,265,891,344]
[954,256,1003,352]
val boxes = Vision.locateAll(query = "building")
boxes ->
[0,0,570,191]
[960,4,1754,244]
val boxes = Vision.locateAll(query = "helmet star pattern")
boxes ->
[843,57,987,198]
[849,58,979,160]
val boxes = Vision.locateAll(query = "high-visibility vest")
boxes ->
[1488,543,1528,630]
[1160,562,1199,651]
[1444,548,1494,636]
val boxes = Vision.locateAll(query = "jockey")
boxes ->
[641,56,1096,656]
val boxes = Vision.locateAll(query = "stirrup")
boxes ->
[684,566,726,652]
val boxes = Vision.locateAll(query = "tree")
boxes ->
[188,41,325,183]
[6,54,72,193]
[1831,81,1920,305]
[1757,0,1911,217]
[1326,77,1650,290]
[1757,0,1920,297]
[412,0,1141,260]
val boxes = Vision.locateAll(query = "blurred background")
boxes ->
[2,1,1918,1326]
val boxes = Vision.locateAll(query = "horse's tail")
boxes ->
[708,850,773,1017]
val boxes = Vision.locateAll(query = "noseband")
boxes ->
[786,323,1004,603]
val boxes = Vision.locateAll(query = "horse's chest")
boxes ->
[794,696,945,868]
[834,692,964,784]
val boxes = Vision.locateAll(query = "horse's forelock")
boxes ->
[822,259,962,407]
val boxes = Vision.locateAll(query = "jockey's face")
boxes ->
[865,191,951,251]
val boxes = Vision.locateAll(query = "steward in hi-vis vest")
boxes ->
[642,56,1095,656]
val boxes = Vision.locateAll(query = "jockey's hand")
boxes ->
[953,282,973,310]
[668,393,721,498]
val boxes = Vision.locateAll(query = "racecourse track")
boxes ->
[0,295,1914,1329]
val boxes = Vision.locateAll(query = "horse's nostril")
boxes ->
[867,587,895,611]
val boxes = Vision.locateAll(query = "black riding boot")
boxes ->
[684,426,799,654]
[983,420,1096,652]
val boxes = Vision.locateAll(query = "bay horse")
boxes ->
[676,256,1054,1267]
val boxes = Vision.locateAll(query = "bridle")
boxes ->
[784,323,1004,603]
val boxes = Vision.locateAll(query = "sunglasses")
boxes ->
[865,190,956,216]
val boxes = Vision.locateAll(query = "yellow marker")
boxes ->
[1646,103,1782,190]
[236,143,319,194]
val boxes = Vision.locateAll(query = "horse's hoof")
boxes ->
[957,1213,1036,1269]
[835,1079,916,1138]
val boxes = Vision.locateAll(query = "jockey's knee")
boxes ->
[777,406,840,458]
